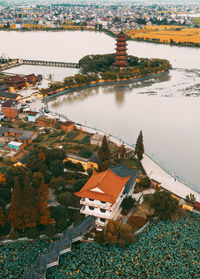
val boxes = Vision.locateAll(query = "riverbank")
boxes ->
[45,70,169,101]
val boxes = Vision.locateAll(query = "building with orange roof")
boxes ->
[75,165,138,229]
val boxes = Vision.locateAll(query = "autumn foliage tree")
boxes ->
[119,144,126,162]
[8,177,25,230]
[95,220,135,247]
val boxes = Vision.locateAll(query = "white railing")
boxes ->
[80,198,112,210]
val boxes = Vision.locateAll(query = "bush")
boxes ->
[127,215,147,230]
[9,230,19,240]
[26,227,40,239]
[45,225,56,237]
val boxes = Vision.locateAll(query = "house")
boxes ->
[0,91,21,101]
[27,111,41,122]
[0,84,8,92]
[36,116,57,128]
[75,165,138,228]
[7,141,23,150]
[6,75,26,92]
[64,153,98,171]
[60,121,75,132]
[0,127,36,145]
[25,74,39,86]
[1,100,18,119]
[90,133,109,147]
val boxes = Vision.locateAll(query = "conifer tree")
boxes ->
[0,206,6,227]
[23,175,38,229]
[8,177,25,230]
[135,130,144,161]
[119,144,126,162]
[98,135,110,170]
[38,177,53,225]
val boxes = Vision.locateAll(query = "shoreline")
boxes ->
[44,71,170,101]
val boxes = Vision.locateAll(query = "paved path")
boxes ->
[142,154,200,203]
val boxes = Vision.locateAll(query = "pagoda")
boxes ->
[113,31,128,68]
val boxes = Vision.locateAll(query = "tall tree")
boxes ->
[0,206,6,227]
[98,135,110,170]
[8,177,25,230]
[135,130,144,161]
[38,177,53,226]
[119,144,126,162]
[22,175,38,229]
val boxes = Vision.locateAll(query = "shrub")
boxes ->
[26,228,40,239]
[45,225,56,237]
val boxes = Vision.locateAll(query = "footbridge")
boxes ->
[23,216,96,279]
[0,58,79,70]
[22,59,79,68]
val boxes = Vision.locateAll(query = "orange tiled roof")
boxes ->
[75,169,130,203]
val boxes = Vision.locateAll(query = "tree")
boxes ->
[78,148,93,158]
[151,191,178,220]
[57,191,74,207]
[121,196,136,211]
[0,206,6,227]
[135,130,144,161]
[51,205,68,229]
[50,159,64,177]
[49,177,66,191]
[137,176,151,189]
[119,144,126,162]
[38,177,53,226]
[22,175,38,229]
[98,135,110,170]
[73,178,87,192]
[95,220,135,247]
[8,177,25,230]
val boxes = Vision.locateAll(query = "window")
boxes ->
[89,206,94,210]
[100,201,106,204]
[100,218,106,223]
[89,198,94,201]
[100,208,106,213]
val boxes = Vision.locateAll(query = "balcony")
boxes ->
[80,198,112,210]
[80,206,112,219]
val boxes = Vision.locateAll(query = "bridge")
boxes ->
[23,216,96,279]
[0,58,79,71]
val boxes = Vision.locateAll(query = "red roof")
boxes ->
[75,169,130,203]
[61,121,74,127]
[7,75,25,83]
[2,100,15,108]
[25,74,38,82]
[27,111,38,116]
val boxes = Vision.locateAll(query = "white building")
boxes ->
[75,165,138,229]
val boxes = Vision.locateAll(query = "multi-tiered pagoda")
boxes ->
[113,31,128,68]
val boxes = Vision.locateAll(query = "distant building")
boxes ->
[1,100,18,119]
[6,75,26,92]
[0,91,21,101]
[113,31,129,68]
[64,153,98,171]
[60,121,75,132]
[27,111,41,122]
[36,116,57,128]
[75,165,138,228]
[8,141,23,150]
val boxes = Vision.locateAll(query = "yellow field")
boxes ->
[125,26,200,46]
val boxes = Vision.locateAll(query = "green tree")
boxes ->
[135,130,144,161]
[121,196,136,211]
[57,191,74,207]
[98,135,110,170]
[185,193,196,204]
[138,176,151,189]
[49,177,66,191]
[151,191,178,220]
[73,178,87,192]
[78,148,93,158]
[50,160,64,177]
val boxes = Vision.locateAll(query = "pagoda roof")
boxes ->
[75,168,130,204]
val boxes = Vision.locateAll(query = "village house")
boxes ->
[25,74,39,86]
[6,75,26,92]
[27,111,42,122]
[1,100,18,119]
[60,121,75,132]
[0,91,21,102]
[75,165,138,229]
[64,153,99,171]
[36,116,57,128]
